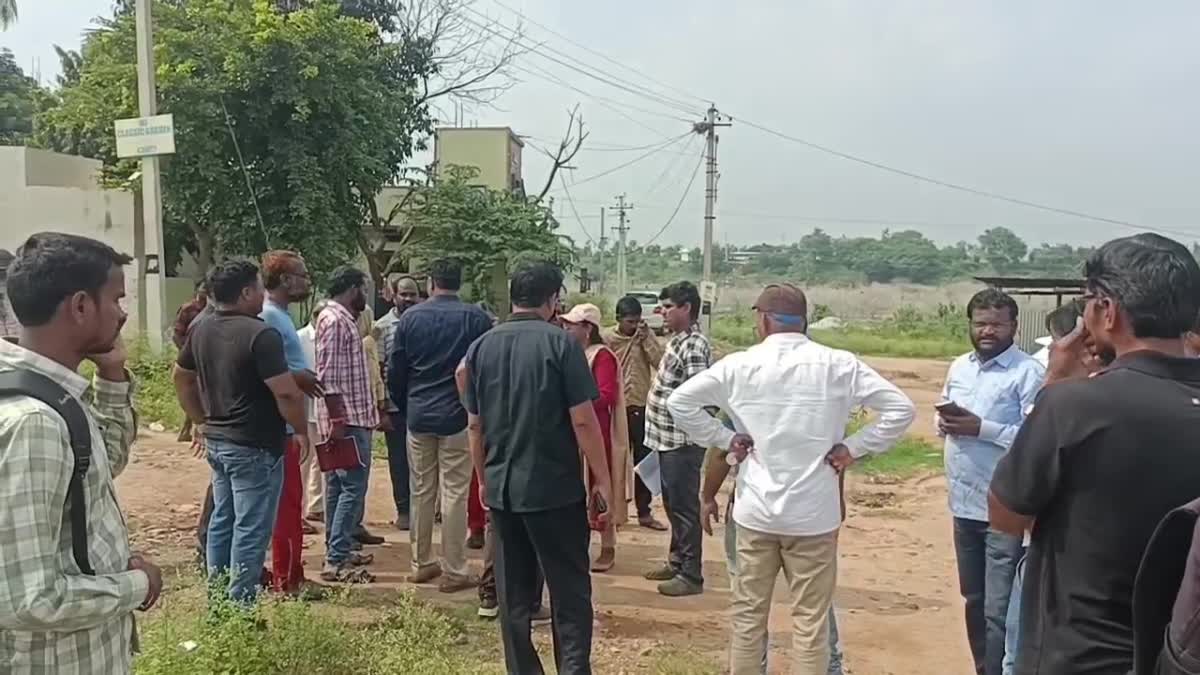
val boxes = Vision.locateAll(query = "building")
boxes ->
[433,126,525,194]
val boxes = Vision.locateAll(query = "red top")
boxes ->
[590,348,619,473]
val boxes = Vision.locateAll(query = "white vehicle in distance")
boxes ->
[628,290,665,335]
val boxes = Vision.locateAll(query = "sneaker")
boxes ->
[394,513,410,531]
[530,606,552,625]
[320,562,375,584]
[347,552,374,567]
[658,576,703,597]
[438,574,479,594]
[466,530,485,550]
[351,540,364,552]
[644,564,676,581]
[478,596,499,619]
[354,528,385,546]
[410,564,443,584]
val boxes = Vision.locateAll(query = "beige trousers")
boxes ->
[300,422,324,516]
[408,430,472,579]
[729,524,838,675]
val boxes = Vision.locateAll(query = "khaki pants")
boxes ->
[729,524,838,675]
[300,422,324,516]
[408,430,472,579]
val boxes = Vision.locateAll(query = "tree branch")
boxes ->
[534,104,587,203]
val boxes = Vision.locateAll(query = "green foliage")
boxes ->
[126,343,186,430]
[410,165,574,307]
[565,292,612,319]
[0,48,41,144]
[36,0,433,280]
[854,436,944,478]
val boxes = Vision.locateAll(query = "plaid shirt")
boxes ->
[0,340,146,675]
[645,326,712,451]
[315,301,379,440]
[0,292,19,338]
[371,309,403,413]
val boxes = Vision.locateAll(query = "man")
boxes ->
[315,266,379,582]
[0,248,18,338]
[373,274,420,530]
[462,260,613,675]
[643,280,712,597]
[299,300,328,523]
[174,259,308,605]
[940,288,1044,675]
[388,258,491,592]
[603,294,667,531]
[258,251,325,596]
[670,283,915,674]
[0,233,162,674]
[173,280,209,351]
[989,233,1200,675]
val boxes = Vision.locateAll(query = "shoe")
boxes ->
[305,512,324,523]
[320,562,375,584]
[354,528,385,546]
[638,516,668,531]
[591,547,616,573]
[438,574,479,594]
[530,606,552,625]
[351,540,363,551]
[478,596,499,619]
[301,521,318,535]
[644,564,676,581]
[288,580,332,601]
[347,552,374,567]
[466,530,485,550]
[410,564,443,584]
[658,576,703,597]
[394,513,410,531]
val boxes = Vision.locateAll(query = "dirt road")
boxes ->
[120,356,968,674]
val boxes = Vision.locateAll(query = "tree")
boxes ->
[409,165,573,305]
[0,49,39,144]
[37,0,433,278]
[978,226,1028,273]
[0,0,15,29]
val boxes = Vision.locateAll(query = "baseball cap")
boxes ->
[561,303,603,327]
[752,283,807,317]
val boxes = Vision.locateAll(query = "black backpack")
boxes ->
[0,369,95,575]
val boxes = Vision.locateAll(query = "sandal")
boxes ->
[639,516,668,531]
[591,547,616,573]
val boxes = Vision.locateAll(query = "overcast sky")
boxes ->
[7,0,1200,250]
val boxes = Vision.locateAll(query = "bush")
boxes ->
[127,342,185,430]
[564,292,613,320]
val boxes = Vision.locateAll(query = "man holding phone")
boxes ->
[939,289,1044,675]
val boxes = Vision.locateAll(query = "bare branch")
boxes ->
[535,105,588,203]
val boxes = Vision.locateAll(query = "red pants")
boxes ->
[468,471,485,535]
[271,437,305,593]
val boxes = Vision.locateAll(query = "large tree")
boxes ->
[36,0,433,279]
[0,49,39,144]
[0,0,15,29]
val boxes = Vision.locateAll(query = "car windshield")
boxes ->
[631,293,658,306]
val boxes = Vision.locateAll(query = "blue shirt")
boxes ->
[388,294,492,436]
[940,343,1044,522]
[260,299,308,433]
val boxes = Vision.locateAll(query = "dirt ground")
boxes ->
[119,356,968,674]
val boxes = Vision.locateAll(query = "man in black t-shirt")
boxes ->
[462,261,613,675]
[989,233,1200,675]
[174,259,308,606]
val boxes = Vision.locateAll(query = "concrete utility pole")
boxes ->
[135,0,167,352]
[694,105,730,333]
[597,208,607,294]
[610,195,632,297]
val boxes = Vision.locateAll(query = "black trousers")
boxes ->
[625,406,652,519]
[493,502,593,675]
[659,444,705,586]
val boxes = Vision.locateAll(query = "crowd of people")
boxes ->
[5,230,1200,675]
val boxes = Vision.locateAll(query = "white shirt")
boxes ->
[667,333,916,536]
[298,324,318,423]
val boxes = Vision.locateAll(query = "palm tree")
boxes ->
[0,0,16,30]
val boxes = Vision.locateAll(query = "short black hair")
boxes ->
[966,288,1018,322]
[1084,233,1200,339]
[6,232,133,327]
[326,265,367,298]
[1045,299,1085,339]
[509,261,563,309]
[615,295,643,318]
[660,281,701,321]
[429,258,463,291]
[206,259,260,305]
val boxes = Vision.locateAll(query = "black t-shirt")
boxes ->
[177,311,290,454]
[992,351,1200,675]
[462,311,599,513]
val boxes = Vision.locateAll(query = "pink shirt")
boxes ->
[314,302,379,440]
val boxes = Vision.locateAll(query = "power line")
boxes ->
[555,133,691,190]
[643,150,706,247]
[510,62,677,138]
[557,173,595,244]
[642,135,700,201]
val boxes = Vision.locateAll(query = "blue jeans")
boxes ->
[324,426,372,565]
[205,438,285,604]
[723,501,845,674]
[384,412,410,518]
[952,517,1023,675]
[1002,556,1025,675]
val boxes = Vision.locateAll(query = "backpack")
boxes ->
[0,369,95,575]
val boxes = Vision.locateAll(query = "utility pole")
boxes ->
[597,208,607,294]
[694,105,730,333]
[609,194,632,297]
[135,0,167,352]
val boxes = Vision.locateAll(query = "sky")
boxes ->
[6,0,1200,251]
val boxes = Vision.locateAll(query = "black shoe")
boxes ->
[466,531,485,550]
[478,596,498,619]
[354,528,385,546]
[394,513,410,530]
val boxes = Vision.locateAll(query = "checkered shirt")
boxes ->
[371,308,403,413]
[0,340,146,675]
[644,327,712,451]
[315,301,379,440]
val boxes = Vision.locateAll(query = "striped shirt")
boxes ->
[644,327,711,452]
[315,301,378,439]
[0,340,146,674]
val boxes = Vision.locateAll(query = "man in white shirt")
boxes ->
[668,283,916,675]
[297,300,327,521]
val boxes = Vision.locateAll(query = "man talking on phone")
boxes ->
[939,289,1044,675]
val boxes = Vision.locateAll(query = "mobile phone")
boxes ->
[935,400,967,417]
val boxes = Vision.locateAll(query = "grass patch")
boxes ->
[711,309,966,359]
[854,435,943,479]
[127,343,186,430]
[645,648,722,675]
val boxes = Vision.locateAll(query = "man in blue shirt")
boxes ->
[939,288,1044,675]
[389,258,492,593]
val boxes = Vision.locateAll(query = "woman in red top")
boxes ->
[561,303,631,572]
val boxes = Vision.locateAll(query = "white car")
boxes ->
[629,290,665,334]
